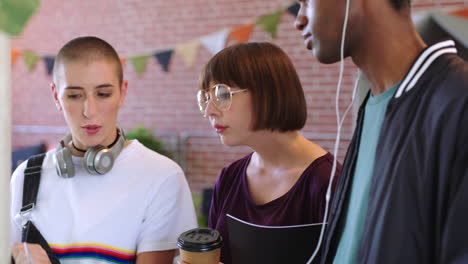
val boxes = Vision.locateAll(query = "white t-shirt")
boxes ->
[10,140,197,264]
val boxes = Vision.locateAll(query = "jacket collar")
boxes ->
[394,40,457,98]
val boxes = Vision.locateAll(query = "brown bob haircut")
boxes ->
[53,36,123,86]
[199,42,307,132]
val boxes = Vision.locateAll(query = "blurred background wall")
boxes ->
[10,0,468,195]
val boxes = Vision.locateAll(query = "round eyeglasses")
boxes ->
[197,84,247,115]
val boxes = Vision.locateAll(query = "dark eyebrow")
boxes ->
[64,84,114,90]
[96,84,114,89]
[64,86,83,90]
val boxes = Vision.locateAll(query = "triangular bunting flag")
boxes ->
[153,49,174,72]
[229,24,255,43]
[0,0,40,36]
[129,55,150,77]
[286,3,300,17]
[22,50,40,72]
[43,56,55,76]
[200,29,230,55]
[175,40,200,68]
[11,49,20,65]
[256,10,283,39]
[450,8,468,19]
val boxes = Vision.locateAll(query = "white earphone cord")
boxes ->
[306,0,356,262]
[23,242,36,264]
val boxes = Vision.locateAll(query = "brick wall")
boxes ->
[11,0,468,193]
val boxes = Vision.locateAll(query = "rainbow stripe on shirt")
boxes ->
[50,243,137,264]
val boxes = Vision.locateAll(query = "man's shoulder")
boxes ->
[410,54,468,107]
[429,55,468,114]
[441,53,468,84]
[124,140,182,172]
[432,54,468,93]
[11,150,55,180]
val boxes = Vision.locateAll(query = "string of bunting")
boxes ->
[10,4,468,77]
[9,2,301,77]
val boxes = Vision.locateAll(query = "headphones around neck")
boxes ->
[53,127,126,178]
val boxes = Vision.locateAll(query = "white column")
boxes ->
[0,31,12,263]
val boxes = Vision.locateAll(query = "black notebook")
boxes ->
[227,214,324,264]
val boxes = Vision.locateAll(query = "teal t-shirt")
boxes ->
[333,83,399,264]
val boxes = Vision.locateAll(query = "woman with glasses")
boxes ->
[195,42,341,264]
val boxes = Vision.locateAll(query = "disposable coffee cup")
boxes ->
[177,228,223,264]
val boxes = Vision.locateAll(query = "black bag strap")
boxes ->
[22,222,61,264]
[19,153,61,264]
[21,153,46,214]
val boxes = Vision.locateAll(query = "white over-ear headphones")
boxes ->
[53,127,126,178]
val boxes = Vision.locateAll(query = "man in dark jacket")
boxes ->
[295,0,468,263]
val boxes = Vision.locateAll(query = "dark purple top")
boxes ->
[208,152,340,264]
